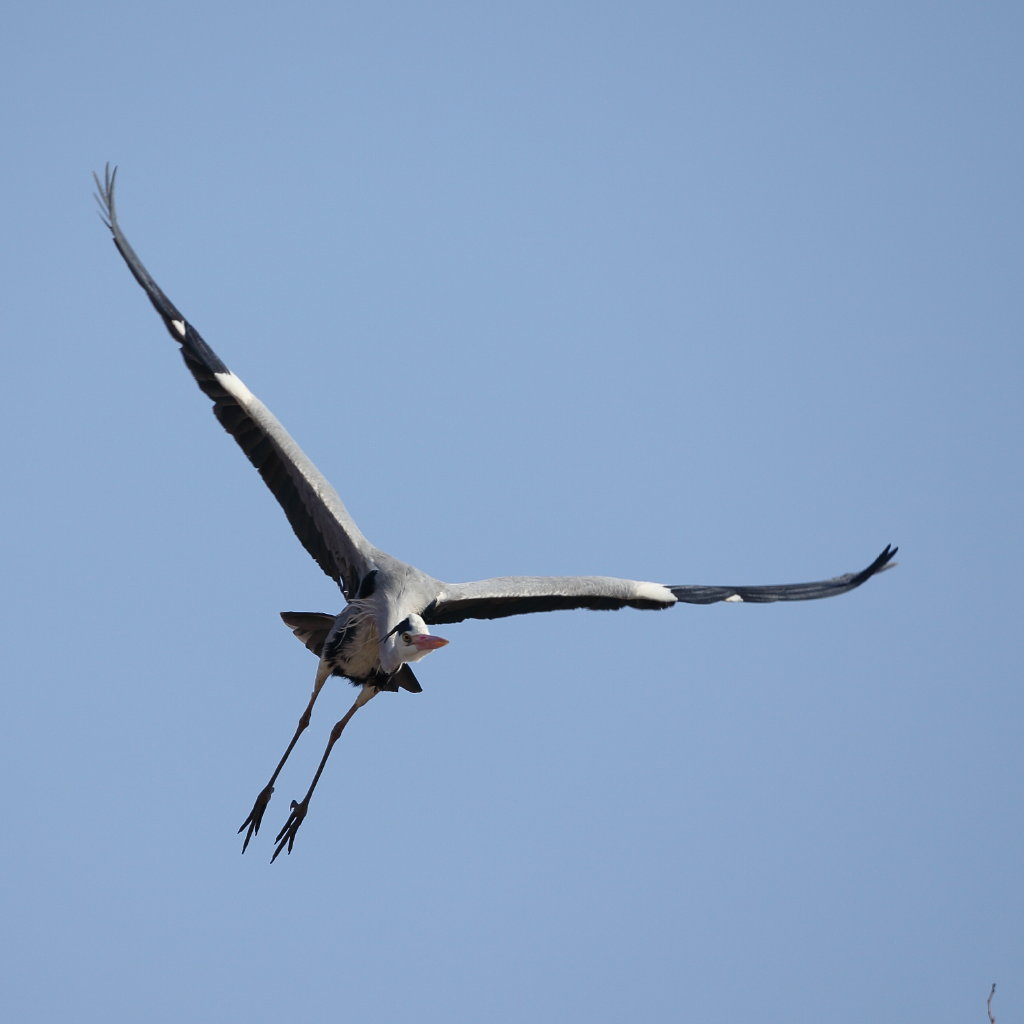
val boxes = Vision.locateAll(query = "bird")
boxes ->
[94,165,897,861]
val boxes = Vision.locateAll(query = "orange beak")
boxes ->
[411,634,449,652]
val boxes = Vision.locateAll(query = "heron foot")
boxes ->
[271,798,308,862]
[238,783,275,853]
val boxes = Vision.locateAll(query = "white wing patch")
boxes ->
[636,581,676,605]
[171,319,186,337]
[214,370,256,407]
[725,594,744,603]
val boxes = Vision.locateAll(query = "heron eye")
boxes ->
[401,632,412,644]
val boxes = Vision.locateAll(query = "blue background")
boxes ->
[3,2,1021,1021]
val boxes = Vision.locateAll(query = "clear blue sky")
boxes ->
[3,2,1021,1021]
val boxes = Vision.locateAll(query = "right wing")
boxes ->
[95,166,376,597]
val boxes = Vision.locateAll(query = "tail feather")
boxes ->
[280,612,335,656]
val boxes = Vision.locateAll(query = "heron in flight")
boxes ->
[95,166,896,860]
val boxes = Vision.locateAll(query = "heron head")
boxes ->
[387,613,449,665]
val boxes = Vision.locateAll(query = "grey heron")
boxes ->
[94,166,897,861]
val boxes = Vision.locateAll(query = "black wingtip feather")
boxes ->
[668,544,899,605]
[92,163,117,229]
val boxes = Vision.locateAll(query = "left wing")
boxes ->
[424,546,896,624]
[424,575,676,624]
[668,544,897,604]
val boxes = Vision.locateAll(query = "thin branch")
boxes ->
[987,983,996,1024]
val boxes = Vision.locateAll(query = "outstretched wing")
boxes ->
[95,165,376,597]
[424,575,677,624]
[424,546,897,623]
[668,544,897,604]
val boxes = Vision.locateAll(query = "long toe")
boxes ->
[271,799,308,862]
[238,784,275,853]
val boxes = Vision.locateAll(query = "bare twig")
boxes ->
[987,983,996,1024]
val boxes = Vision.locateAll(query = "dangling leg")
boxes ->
[238,660,332,852]
[271,684,378,862]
